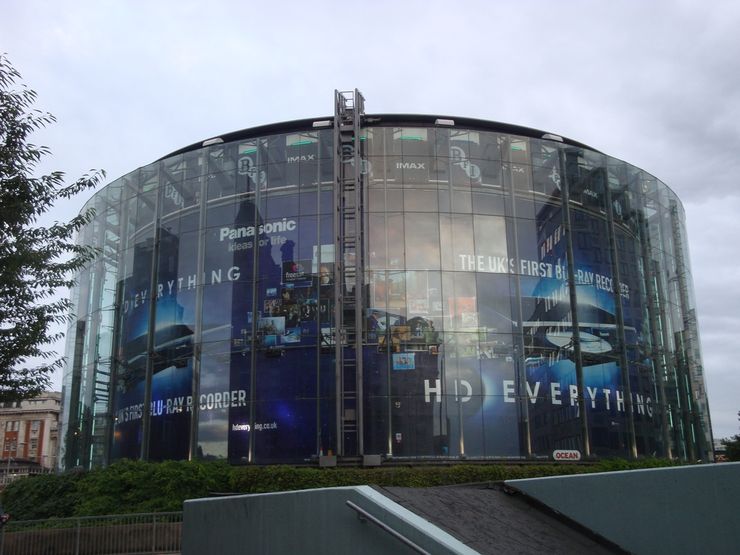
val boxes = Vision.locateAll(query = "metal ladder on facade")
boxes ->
[333,89,365,457]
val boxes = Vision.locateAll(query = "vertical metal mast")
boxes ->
[141,179,161,462]
[604,183,638,459]
[558,148,591,458]
[333,89,365,457]
[669,202,703,461]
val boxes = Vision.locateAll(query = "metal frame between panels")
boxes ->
[604,180,638,458]
[140,183,161,461]
[558,148,592,458]
[670,202,712,461]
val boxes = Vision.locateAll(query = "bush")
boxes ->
[1,457,679,520]
[1,472,83,520]
[73,459,232,516]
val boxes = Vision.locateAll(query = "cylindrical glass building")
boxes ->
[60,98,713,469]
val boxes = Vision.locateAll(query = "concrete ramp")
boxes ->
[377,484,621,553]
[506,462,740,555]
[182,463,738,554]
[182,485,476,555]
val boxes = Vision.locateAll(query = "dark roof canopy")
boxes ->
[159,113,601,161]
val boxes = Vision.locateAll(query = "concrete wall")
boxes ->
[507,462,740,555]
[182,486,476,555]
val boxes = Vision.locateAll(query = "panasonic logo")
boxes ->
[219,218,296,241]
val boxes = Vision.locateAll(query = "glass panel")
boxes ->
[440,213,474,271]
[404,213,440,270]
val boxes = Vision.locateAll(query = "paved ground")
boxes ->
[375,484,625,554]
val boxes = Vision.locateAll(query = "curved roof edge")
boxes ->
[158,113,603,161]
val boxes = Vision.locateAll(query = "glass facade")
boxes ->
[60,116,713,468]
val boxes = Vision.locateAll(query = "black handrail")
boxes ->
[345,500,431,555]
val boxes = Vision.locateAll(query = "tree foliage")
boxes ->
[722,436,740,461]
[720,411,740,461]
[0,55,104,401]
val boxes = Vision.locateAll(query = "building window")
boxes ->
[31,420,40,433]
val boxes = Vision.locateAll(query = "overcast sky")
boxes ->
[3,0,739,439]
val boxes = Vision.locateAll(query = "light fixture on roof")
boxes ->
[312,120,332,128]
[435,118,455,126]
[202,137,224,147]
[542,133,563,142]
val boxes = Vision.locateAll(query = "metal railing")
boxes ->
[0,467,53,488]
[0,512,182,555]
[346,501,430,555]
